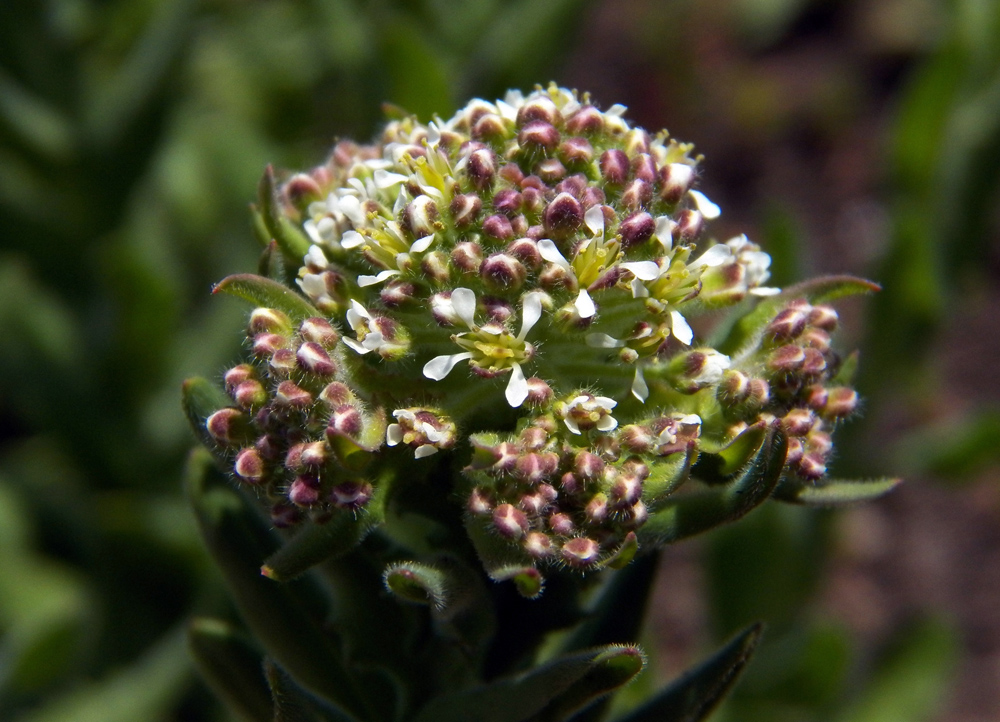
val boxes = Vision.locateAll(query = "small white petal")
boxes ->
[342,337,371,355]
[570,395,590,407]
[361,331,384,351]
[584,205,605,236]
[393,409,416,422]
[341,230,365,249]
[631,367,649,402]
[574,289,596,318]
[358,270,400,287]
[605,103,628,117]
[679,414,702,427]
[414,445,439,459]
[304,220,323,245]
[594,396,618,409]
[537,239,570,268]
[423,352,474,381]
[299,273,328,298]
[631,277,649,298]
[339,195,366,225]
[451,288,477,328]
[750,286,783,296]
[393,187,410,216]
[654,216,674,250]
[421,423,447,443]
[304,244,329,269]
[620,261,660,281]
[374,169,408,189]
[670,311,694,345]
[496,99,518,121]
[349,299,371,320]
[410,234,435,253]
[418,184,444,200]
[519,292,543,340]
[564,417,581,435]
[505,362,529,407]
[364,159,393,170]
[691,244,731,268]
[689,190,721,219]
[596,415,619,432]
[586,333,624,348]
[386,424,403,446]
[425,122,442,146]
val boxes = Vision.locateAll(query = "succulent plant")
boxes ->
[184,84,898,722]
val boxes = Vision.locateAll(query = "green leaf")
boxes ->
[694,423,769,481]
[774,477,902,506]
[718,276,880,355]
[464,512,539,596]
[412,646,641,722]
[187,618,272,722]
[185,448,368,721]
[213,273,319,321]
[265,660,358,722]
[536,645,646,722]
[834,617,958,722]
[258,165,312,264]
[639,427,787,547]
[615,623,764,722]
[261,502,384,582]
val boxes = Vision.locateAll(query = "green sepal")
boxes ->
[261,504,384,582]
[213,273,319,321]
[537,645,646,722]
[185,448,367,721]
[718,275,880,355]
[264,659,358,722]
[384,561,449,608]
[411,645,643,722]
[638,426,787,547]
[599,532,638,571]
[493,564,545,599]
[614,623,763,722]
[773,476,902,506]
[186,617,272,722]
[642,445,696,504]
[181,377,232,456]
[692,422,768,483]
[259,164,312,264]
[259,240,289,282]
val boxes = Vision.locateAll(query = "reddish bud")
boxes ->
[252,333,287,357]
[599,149,629,185]
[559,137,594,166]
[327,404,363,438]
[234,379,267,408]
[525,377,554,406]
[234,447,265,482]
[543,193,584,236]
[518,120,560,152]
[659,163,695,203]
[472,112,507,142]
[619,212,655,247]
[269,349,298,374]
[330,480,373,509]
[300,317,338,347]
[250,308,292,335]
[768,345,806,372]
[467,148,496,190]
[275,381,312,407]
[482,214,514,241]
[493,503,529,540]
[467,487,494,515]
[450,193,482,228]
[823,387,858,419]
[206,408,250,444]
[288,476,320,506]
[224,364,255,392]
[516,96,560,126]
[548,512,576,536]
[807,305,839,331]
[536,158,566,183]
[565,105,604,135]
[297,342,336,376]
[676,209,703,240]
[524,532,554,558]
[561,537,600,568]
[481,253,526,290]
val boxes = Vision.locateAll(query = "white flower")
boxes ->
[689,190,721,219]
[386,408,454,459]
[692,350,731,385]
[422,289,543,407]
[561,394,618,435]
[342,300,389,355]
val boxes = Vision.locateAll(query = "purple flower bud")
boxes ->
[581,186,606,209]
[297,342,336,376]
[801,348,828,376]
[467,148,496,190]
[224,364,255,392]
[252,333,287,357]
[249,308,292,335]
[506,238,541,268]
[319,381,353,407]
[381,280,416,307]
[233,379,268,408]
[543,193,584,237]
[450,193,482,228]
[206,408,250,444]
[269,349,298,374]
[610,472,642,507]
[517,96,561,126]
[519,492,547,515]
[288,476,320,506]
[565,105,604,135]
[519,425,549,450]
[676,209,704,240]
[796,454,827,480]
[493,503,529,540]
[659,163,695,204]
[275,380,312,407]
[631,153,657,183]
[823,387,858,419]
[767,308,809,341]
[404,195,439,237]
[574,451,605,480]
[625,129,651,156]
[330,480,373,509]
[518,121,560,152]
[300,317,338,347]
[619,212,655,248]
[561,537,600,568]
[748,378,770,407]
[717,369,751,404]
[548,512,576,536]
[493,189,523,217]
[620,179,652,211]
[555,174,588,198]
[782,408,816,437]
[468,487,494,515]
[327,403,363,438]
[801,328,831,352]
[619,425,656,454]
[808,305,839,331]
[585,493,608,523]
[480,253,526,290]
[283,173,323,210]
[524,532,554,558]
[499,163,525,186]
[599,149,629,185]
[559,137,594,166]
[451,241,483,274]
[768,345,806,372]
[421,251,451,284]
[472,112,508,142]
[525,377,554,407]
[482,214,514,241]
[808,431,833,455]
[536,158,566,183]
[234,447,265,482]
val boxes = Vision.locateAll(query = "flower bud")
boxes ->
[782,408,816,437]
[269,349,298,375]
[618,424,656,454]
[676,209,703,240]
[299,317,338,347]
[517,96,560,126]
[599,149,629,185]
[619,212,655,247]
[275,380,312,407]
[472,112,507,142]
[566,105,604,135]
[481,253,526,291]
[767,307,808,341]
[524,532,554,558]
[796,453,827,480]
[330,480,373,509]
[620,179,652,210]
[585,493,608,523]
[283,173,323,210]
[252,333,287,357]
[659,163,695,204]
[468,487,494,515]
[525,377,554,406]
[493,503,529,540]
[234,447,265,482]
[574,451,605,480]
[404,195,439,237]
[801,348,828,376]
[807,305,839,331]
[206,408,251,444]
[380,280,417,307]
[467,148,496,190]
[297,342,337,376]
[450,193,482,228]
[518,120,560,152]
[822,387,858,419]
[536,158,566,183]
[421,251,451,284]
[249,308,292,336]
[328,403,363,438]
[561,537,600,568]
[271,502,302,529]
[543,193,583,237]
[288,476,320,506]
[319,381,353,407]
[768,344,806,372]
[717,369,751,404]
[224,364,255,392]
[233,379,268,408]
[559,137,594,166]
[482,214,514,241]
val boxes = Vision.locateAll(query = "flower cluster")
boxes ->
[199,84,871,584]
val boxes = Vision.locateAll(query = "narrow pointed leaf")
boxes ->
[187,618,272,722]
[694,423,768,482]
[616,623,764,722]
[639,427,787,547]
[774,477,902,505]
[185,448,367,721]
[537,645,645,722]
[413,646,635,722]
[643,445,696,503]
[259,240,289,282]
[259,165,312,262]
[262,502,383,582]
[265,660,358,722]
[213,273,318,321]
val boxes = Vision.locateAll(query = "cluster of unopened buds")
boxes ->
[202,83,870,583]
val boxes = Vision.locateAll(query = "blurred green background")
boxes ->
[1,0,998,720]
